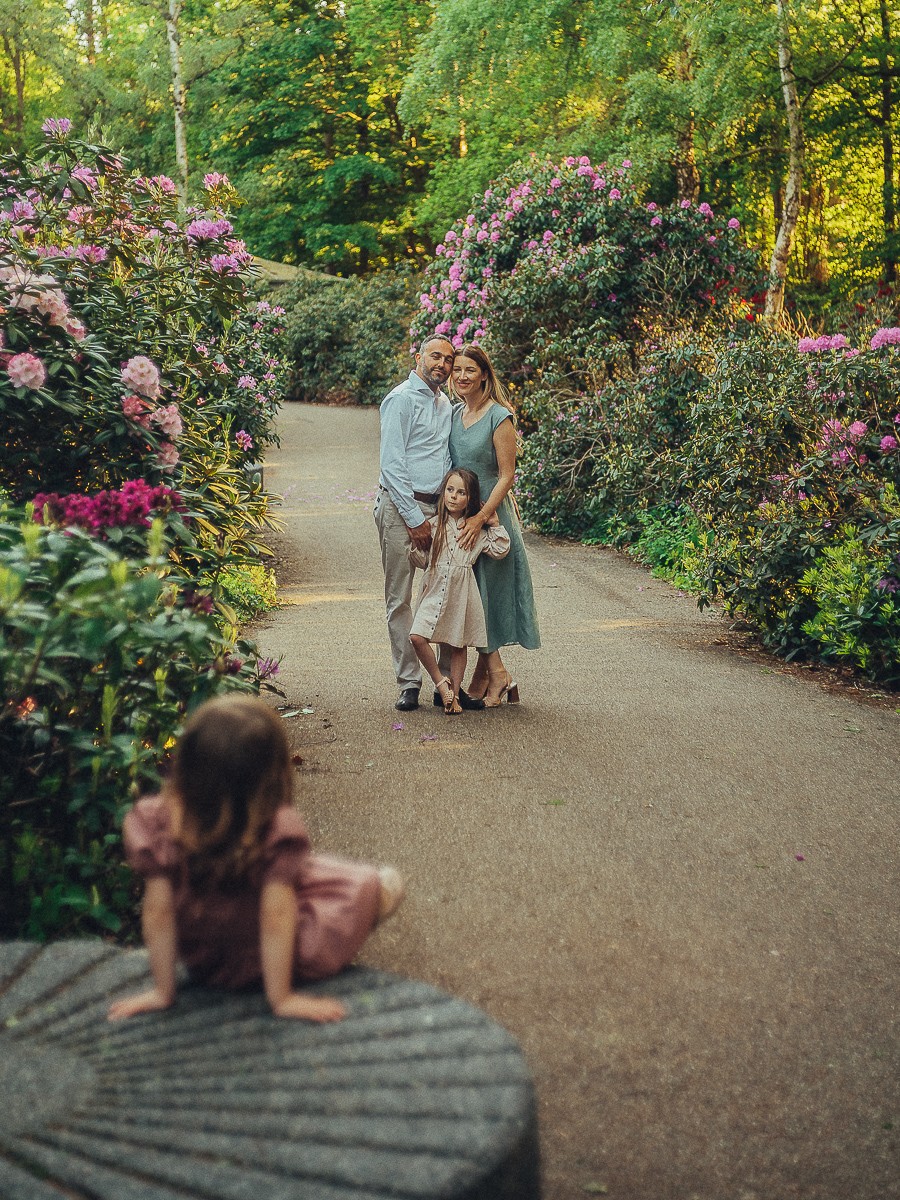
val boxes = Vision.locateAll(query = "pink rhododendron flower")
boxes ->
[680,199,691,208]
[121,355,161,399]
[151,403,183,440]
[698,202,713,217]
[122,394,152,425]
[156,442,180,471]
[651,216,662,227]
[728,217,741,229]
[846,420,868,443]
[870,326,900,350]
[235,429,254,452]
[7,352,46,389]
[74,244,107,263]
[609,188,621,200]
[880,435,898,452]
[64,317,86,340]
[203,173,230,189]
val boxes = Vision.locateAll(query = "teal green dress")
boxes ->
[449,403,540,654]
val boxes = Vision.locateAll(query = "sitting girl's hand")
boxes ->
[108,987,174,1021]
[272,992,347,1022]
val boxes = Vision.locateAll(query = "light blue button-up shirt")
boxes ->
[379,371,452,527]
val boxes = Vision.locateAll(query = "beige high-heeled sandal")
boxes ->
[483,671,520,707]
[436,677,462,715]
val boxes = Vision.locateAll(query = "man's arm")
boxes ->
[379,389,427,529]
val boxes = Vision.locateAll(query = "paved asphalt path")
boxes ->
[254,403,898,1200]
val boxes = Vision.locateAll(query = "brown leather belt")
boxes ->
[412,490,440,504]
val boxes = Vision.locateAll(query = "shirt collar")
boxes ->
[408,370,444,402]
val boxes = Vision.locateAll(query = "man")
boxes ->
[374,336,453,711]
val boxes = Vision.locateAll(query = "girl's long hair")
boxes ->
[165,694,293,890]
[430,468,481,567]
[453,343,516,420]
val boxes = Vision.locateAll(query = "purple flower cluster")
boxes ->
[32,480,183,533]
[869,326,900,350]
[797,334,849,353]
[185,217,234,242]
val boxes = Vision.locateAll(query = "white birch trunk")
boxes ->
[764,0,804,324]
[164,0,188,207]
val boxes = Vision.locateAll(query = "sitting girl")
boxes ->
[409,467,510,714]
[108,695,404,1023]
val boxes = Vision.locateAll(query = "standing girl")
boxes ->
[408,467,510,714]
[108,695,404,1023]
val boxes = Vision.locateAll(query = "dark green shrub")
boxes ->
[283,268,422,405]
[683,331,900,666]
[0,509,264,939]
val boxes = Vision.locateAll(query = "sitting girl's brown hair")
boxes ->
[167,694,293,889]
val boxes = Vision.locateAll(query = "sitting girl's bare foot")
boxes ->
[377,866,405,923]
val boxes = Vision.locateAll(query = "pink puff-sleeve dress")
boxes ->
[123,795,382,988]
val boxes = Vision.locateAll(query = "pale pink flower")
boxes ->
[121,355,161,399]
[7,352,46,389]
[156,442,180,471]
[151,403,183,439]
[64,317,86,340]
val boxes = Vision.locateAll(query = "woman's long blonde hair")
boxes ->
[453,343,516,420]
[166,694,293,890]
[430,467,481,567]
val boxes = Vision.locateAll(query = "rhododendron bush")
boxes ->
[0,127,289,938]
[410,155,760,383]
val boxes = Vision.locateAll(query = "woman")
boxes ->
[448,343,540,706]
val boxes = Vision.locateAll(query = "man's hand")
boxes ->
[407,521,432,551]
[458,513,486,550]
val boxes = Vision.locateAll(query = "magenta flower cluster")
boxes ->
[32,480,183,533]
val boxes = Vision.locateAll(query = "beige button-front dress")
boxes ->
[409,516,510,648]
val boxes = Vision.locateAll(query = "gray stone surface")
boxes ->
[0,942,539,1199]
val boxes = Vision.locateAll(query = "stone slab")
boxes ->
[0,942,540,1199]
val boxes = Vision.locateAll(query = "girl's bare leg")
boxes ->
[410,634,445,687]
[449,646,468,699]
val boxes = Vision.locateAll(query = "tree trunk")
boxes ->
[674,122,700,203]
[84,0,97,64]
[673,45,700,203]
[764,0,805,324]
[878,0,896,283]
[164,0,189,206]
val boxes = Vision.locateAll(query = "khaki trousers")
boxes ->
[374,488,437,691]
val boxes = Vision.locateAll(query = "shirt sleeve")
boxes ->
[478,523,511,560]
[122,796,179,879]
[380,387,426,528]
[262,806,312,888]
